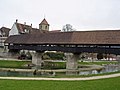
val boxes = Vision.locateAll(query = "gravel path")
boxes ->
[0,73,120,81]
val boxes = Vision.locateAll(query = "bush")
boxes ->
[18,51,32,60]
[97,53,103,60]
[44,52,64,60]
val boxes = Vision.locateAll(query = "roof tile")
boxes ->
[5,30,120,45]
[39,18,49,25]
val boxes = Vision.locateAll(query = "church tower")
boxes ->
[39,18,49,31]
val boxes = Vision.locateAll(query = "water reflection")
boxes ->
[79,64,119,75]
[0,64,119,76]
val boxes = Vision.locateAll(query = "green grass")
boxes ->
[0,77,120,90]
[0,60,118,69]
[0,60,31,69]
[44,61,66,69]
[44,61,118,69]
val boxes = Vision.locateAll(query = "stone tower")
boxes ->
[39,18,49,31]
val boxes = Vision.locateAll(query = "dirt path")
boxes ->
[0,73,120,81]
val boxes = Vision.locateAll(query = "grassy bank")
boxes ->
[0,60,118,69]
[0,60,30,69]
[0,77,120,90]
[44,61,118,69]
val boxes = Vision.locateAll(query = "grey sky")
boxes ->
[0,0,120,31]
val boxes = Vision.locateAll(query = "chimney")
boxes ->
[31,24,32,27]
[16,19,18,23]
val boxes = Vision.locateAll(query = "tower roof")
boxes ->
[39,18,49,25]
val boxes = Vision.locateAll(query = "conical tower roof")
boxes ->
[39,18,49,25]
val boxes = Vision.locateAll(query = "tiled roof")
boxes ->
[16,23,33,33]
[15,23,49,34]
[0,27,10,37]
[39,18,49,25]
[30,28,49,34]
[5,30,120,45]
[50,30,61,33]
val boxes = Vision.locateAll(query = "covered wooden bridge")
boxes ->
[5,30,120,74]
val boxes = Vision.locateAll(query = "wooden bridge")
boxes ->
[5,30,120,74]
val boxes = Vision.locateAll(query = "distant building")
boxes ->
[39,18,49,31]
[0,27,10,47]
[9,18,50,36]
[0,18,61,48]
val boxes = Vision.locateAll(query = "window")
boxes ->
[45,26,47,29]
[40,26,42,29]
[2,32,5,37]
[24,29,29,33]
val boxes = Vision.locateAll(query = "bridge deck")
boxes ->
[8,44,120,54]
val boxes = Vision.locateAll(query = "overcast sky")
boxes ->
[0,0,120,31]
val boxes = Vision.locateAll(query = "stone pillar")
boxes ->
[65,53,80,75]
[116,55,120,70]
[32,51,43,69]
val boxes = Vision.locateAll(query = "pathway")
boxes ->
[0,73,120,81]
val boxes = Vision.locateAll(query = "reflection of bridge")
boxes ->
[5,30,120,74]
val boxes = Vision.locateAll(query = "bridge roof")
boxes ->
[5,30,120,45]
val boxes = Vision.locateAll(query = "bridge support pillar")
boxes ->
[65,53,80,75]
[116,55,120,70]
[32,51,43,69]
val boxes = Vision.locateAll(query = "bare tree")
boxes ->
[62,24,76,32]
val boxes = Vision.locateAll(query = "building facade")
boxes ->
[9,18,50,36]
[0,27,10,47]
